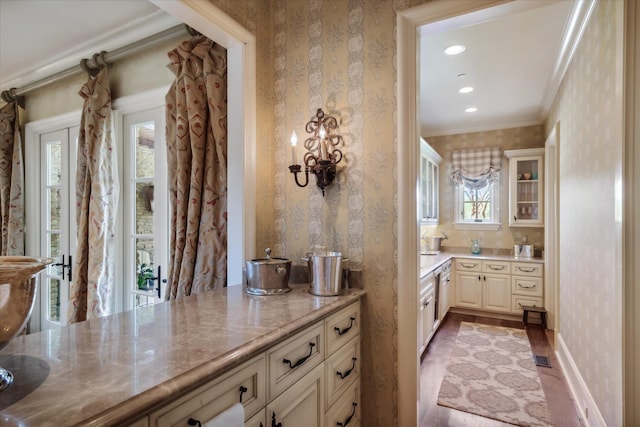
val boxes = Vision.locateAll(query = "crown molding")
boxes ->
[1,10,181,90]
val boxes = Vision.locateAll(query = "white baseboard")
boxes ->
[556,333,607,427]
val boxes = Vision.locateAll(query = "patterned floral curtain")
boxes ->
[68,68,119,322]
[0,102,24,255]
[165,36,227,299]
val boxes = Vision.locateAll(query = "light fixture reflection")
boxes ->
[444,44,466,55]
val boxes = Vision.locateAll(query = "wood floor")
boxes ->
[419,313,583,427]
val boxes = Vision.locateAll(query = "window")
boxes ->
[453,178,500,230]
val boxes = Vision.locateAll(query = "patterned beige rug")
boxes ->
[437,322,553,426]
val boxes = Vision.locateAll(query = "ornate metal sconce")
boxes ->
[288,108,344,196]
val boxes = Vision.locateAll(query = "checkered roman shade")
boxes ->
[450,147,502,189]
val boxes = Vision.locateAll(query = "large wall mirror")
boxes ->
[2,0,256,330]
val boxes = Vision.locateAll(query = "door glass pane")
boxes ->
[136,239,155,291]
[136,183,154,234]
[49,233,60,257]
[47,142,62,186]
[135,123,155,179]
[48,188,61,230]
[48,278,61,322]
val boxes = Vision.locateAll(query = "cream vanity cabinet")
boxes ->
[505,148,544,227]
[418,272,436,354]
[511,262,544,314]
[455,259,512,313]
[420,138,442,224]
[147,303,361,427]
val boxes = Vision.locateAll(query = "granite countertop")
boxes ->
[420,252,544,279]
[0,284,365,426]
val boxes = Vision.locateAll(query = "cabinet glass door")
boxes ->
[514,158,540,221]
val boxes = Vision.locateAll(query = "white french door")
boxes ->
[122,107,168,310]
[27,96,170,331]
[38,127,78,330]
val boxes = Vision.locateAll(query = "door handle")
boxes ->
[52,255,73,281]
[148,265,167,298]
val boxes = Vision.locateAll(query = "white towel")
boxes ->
[203,402,245,427]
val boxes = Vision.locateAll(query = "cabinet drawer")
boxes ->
[267,322,324,401]
[325,380,361,427]
[511,295,544,314]
[482,260,511,274]
[325,303,360,357]
[325,336,360,410]
[512,276,543,297]
[456,259,481,272]
[512,262,543,277]
[150,354,266,427]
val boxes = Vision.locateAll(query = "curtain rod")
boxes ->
[1,24,188,103]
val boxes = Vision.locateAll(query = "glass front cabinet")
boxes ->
[420,138,442,224]
[505,148,544,227]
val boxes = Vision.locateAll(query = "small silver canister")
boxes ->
[245,248,291,295]
[305,251,348,296]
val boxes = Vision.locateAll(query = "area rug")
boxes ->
[437,322,553,426]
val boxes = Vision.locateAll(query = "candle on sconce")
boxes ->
[290,130,298,164]
[318,126,327,160]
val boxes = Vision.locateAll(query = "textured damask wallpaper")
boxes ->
[212,0,424,425]
[546,0,623,425]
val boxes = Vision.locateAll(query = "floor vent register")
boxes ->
[533,355,552,368]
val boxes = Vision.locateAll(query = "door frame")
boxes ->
[397,1,596,425]
[544,122,559,337]
[150,0,257,284]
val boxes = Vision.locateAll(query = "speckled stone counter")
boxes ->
[0,284,365,426]
[420,252,544,278]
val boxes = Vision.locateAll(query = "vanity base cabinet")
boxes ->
[267,363,324,427]
[143,302,361,427]
[455,271,482,309]
[149,354,266,427]
[326,381,361,427]
[482,273,511,313]
[454,258,542,318]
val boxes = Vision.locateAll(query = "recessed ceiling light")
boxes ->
[444,44,466,55]
[465,107,478,113]
[459,86,474,94]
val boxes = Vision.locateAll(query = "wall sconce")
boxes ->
[288,108,344,196]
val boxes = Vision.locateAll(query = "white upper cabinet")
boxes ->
[505,148,544,227]
[420,138,442,224]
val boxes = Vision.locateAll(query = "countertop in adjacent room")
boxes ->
[0,284,365,426]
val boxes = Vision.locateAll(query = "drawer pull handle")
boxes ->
[239,385,248,403]
[283,342,315,369]
[518,284,535,289]
[187,418,201,427]
[272,411,283,427]
[517,267,536,273]
[487,265,505,270]
[461,262,477,268]
[335,317,356,336]
[337,402,357,426]
[336,357,357,379]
